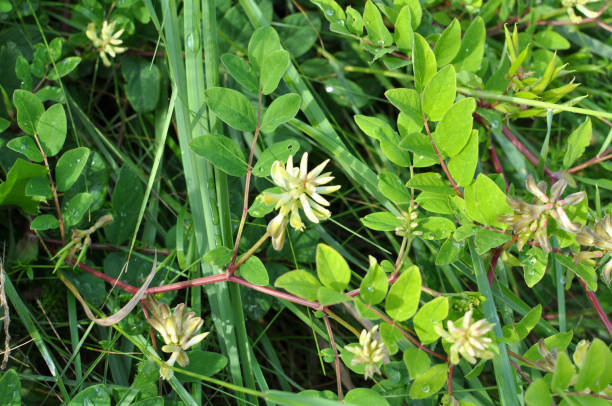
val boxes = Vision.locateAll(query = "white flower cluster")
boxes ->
[145,297,209,379]
[262,153,340,250]
[86,20,127,67]
[435,310,495,365]
[345,325,386,380]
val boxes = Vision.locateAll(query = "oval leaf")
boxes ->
[205,87,257,132]
[261,93,302,133]
[316,243,351,292]
[385,265,421,321]
[238,256,269,286]
[55,147,90,192]
[261,50,290,95]
[13,89,44,135]
[36,103,67,157]
[190,135,247,177]
[274,269,322,301]
[422,65,456,122]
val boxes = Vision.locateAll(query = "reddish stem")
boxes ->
[568,147,612,174]
[488,248,502,286]
[447,364,454,397]
[230,90,263,268]
[488,133,509,191]
[423,117,463,198]
[228,276,323,310]
[324,313,343,402]
[580,279,612,338]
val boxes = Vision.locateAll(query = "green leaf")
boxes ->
[434,19,461,66]
[412,34,437,92]
[317,286,349,306]
[316,243,351,291]
[345,6,363,35]
[407,172,454,195]
[501,305,542,343]
[448,129,478,186]
[378,170,411,205]
[398,131,435,161]
[55,147,90,192]
[311,0,345,24]
[203,246,233,268]
[175,351,228,382]
[0,159,47,215]
[403,348,430,379]
[386,89,423,133]
[433,97,476,157]
[104,166,144,245]
[422,65,456,122]
[360,258,388,305]
[121,57,161,112]
[13,89,44,135]
[363,0,393,47]
[36,103,67,157]
[274,269,322,301]
[436,236,464,265]
[345,388,390,406]
[525,379,552,406]
[248,26,282,73]
[355,115,397,142]
[574,338,609,392]
[385,265,421,321]
[0,369,21,406]
[47,56,81,80]
[221,53,259,93]
[409,363,448,399]
[551,352,574,392]
[30,214,59,231]
[474,227,511,254]
[68,384,110,406]
[563,117,591,168]
[62,192,93,227]
[520,247,548,288]
[7,136,43,162]
[261,93,302,133]
[261,50,290,95]
[190,135,247,177]
[238,256,269,286]
[204,87,257,132]
[402,0,422,27]
[253,139,300,178]
[0,0,12,12]
[280,12,322,58]
[413,296,448,344]
[360,211,398,231]
[535,29,570,50]
[394,6,413,53]
[416,192,452,214]
[452,17,485,73]
[464,174,511,227]
[415,216,456,240]
[381,139,411,167]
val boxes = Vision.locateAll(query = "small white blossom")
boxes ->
[435,310,495,365]
[86,20,127,67]
[345,325,386,380]
[262,153,340,250]
[145,297,209,380]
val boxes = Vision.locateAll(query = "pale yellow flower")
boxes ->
[145,297,209,380]
[262,153,340,250]
[345,325,386,380]
[435,310,495,364]
[86,20,127,67]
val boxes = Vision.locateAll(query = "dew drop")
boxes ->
[367,286,374,293]
[427,233,435,239]
[465,47,469,52]
[421,385,430,393]
[325,86,334,93]
[529,257,537,264]
[377,40,385,46]
[325,9,334,16]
